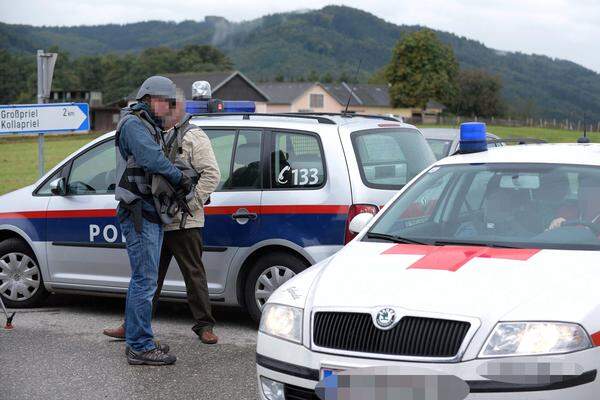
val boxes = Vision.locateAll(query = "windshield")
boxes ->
[426,138,453,160]
[366,163,600,250]
[351,128,436,189]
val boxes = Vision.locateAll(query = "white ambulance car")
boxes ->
[256,127,600,399]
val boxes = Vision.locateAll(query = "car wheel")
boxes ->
[0,238,48,308]
[244,252,308,323]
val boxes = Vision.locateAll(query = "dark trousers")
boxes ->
[151,228,215,332]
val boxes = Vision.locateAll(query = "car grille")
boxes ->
[284,384,319,400]
[313,312,470,358]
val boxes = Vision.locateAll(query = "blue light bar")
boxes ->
[459,122,488,153]
[223,101,256,113]
[185,100,256,114]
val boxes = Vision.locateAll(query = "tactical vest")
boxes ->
[114,108,164,205]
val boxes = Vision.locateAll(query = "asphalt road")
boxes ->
[0,294,259,400]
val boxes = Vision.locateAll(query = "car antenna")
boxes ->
[343,59,362,117]
[578,113,590,143]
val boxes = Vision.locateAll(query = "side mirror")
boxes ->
[50,177,66,196]
[349,213,375,234]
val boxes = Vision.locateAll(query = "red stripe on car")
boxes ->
[203,206,261,215]
[0,205,351,220]
[0,209,117,219]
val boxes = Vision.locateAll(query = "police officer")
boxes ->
[115,76,192,366]
[104,94,221,344]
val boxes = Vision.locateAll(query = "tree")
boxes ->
[47,46,80,91]
[0,43,234,105]
[176,45,233,72]
[137,47,177,76]
[451,69,505,118]
[101,53,139,104]
[73,55,105,90]
[306,70,320,82]
[338,71,351,83]
[321,72,333,83]
[385,29,458,109]
[0,50,35,103]
[368,67,387,84]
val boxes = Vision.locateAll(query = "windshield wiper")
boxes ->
[432,240,522,249]
[365,232,429,245]
[365,233,523,249]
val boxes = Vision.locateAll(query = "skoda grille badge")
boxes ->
[375,308,396,329]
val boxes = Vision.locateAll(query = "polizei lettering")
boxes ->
[89,224,126,243]
[0,109,40,131]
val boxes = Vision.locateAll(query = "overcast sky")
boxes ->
[1,0,599,73]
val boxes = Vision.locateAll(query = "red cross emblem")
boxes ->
[382,244,539,272]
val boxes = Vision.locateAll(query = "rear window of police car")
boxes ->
[351,128,435,189]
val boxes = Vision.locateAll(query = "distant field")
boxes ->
[417,124,597,143]
[0,133,103,195]
[0,124,596,195]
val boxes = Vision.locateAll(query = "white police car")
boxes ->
[256,124,600,399]
[422,128,503,160]
[0,112,435,321]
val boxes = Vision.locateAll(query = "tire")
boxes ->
[0,238,49,308]
[244,252,308,323]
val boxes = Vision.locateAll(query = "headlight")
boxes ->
[480,322,592,358]
[259,304,303,344]
[260,376,285,400]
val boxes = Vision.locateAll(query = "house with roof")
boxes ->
[256,81,441,121]
[321,83,407,116]
[126,71,271,111]
[120,71,443,124]
[255,82,331,113]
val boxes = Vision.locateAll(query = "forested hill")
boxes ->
[2,5,599,120]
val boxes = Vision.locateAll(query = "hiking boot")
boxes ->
[103,324,125,339]
[126,346,176,366]
[125,341,170,355]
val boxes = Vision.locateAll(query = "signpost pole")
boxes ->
[36,49,58,177]
[36,50,45,177]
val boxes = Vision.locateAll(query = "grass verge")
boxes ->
[0,132,103,195]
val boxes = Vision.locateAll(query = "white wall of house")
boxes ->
[265,104,292,113]
[261,83,428,120]
[290,85,342,113]
[254,102,269,113]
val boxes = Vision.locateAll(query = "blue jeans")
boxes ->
[119,215,164,352]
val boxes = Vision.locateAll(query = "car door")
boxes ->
[260,129,349,253]
[159,128,263,295]
[45,139,130,290]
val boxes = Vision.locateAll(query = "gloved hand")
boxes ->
[178,174,194,195]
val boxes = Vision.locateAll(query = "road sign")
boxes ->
[37,50,58,101]
[0,103,90,135]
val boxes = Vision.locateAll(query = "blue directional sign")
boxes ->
[0,103,90,134]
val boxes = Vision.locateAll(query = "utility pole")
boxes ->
[36,49,58,177]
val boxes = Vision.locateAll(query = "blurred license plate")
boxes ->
[320,367,345,380]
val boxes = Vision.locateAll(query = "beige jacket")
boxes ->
[164,126,220,231]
